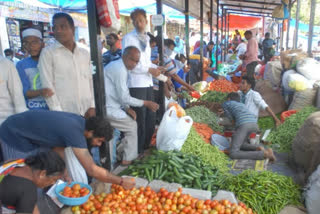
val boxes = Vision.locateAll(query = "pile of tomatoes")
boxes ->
[71,184,255,214]
[60,183,90,198]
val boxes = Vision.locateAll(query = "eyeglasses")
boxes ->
[23,40,42,47]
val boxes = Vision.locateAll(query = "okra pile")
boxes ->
[223,170,302,214]
[118,149,226,195]
[181,127,230,173]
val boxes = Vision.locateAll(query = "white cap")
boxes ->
[22,28,42,39]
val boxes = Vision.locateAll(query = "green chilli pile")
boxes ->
[266,106,317,152]
[118,149,225,195]
[185,106,223,132]
[258,114,280,131]
[223,170,302,214]
[181,127,230,172]
[200,91,228,103]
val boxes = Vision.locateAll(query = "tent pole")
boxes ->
[293,0,300,49]
[308,0,317,57]
[286,1,292,50]
[220,6,224,62]
[156,0,165,118]
[227,12,230,53]
[224,9,227,61]
[200,0,204,81]
[86,0,111,170]
[210,0,213,41]
[216,0,219,68]
[185,0,190,60]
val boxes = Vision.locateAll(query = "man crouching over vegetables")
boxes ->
[0,110,135,189]
[219,92,276,161]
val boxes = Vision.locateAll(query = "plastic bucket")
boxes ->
[211,134,230,150]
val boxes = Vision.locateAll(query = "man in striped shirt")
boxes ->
[221,92,276,161]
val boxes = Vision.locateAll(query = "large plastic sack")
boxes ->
[280,49,308,70]
[287,72,314,91]
[64,147,88,184]
[156,107,193,151]
[289,88,317,110]
[291,112,320,186]
[282,70,296,92]
[296,58,320,81]
[264,60,282,87]
[96,0,121,34]
[305,164,320,214]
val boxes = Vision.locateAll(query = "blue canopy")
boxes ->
[290,19,320,33]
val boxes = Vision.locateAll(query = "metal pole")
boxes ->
[227,12,230,53]
[185,0,190,59]
[280,20,284,51]
[86,0,110,170]
[220,6,224,62]
[308,0,316,57]
[286,1,292,50]
[156,0,165,118]
[294,0,300,49]
[224,9,227,61]
[216,0,219,68]
[210,0,213,41]
[200,0,204,81]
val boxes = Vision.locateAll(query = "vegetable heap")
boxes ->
[187,100,222,114]
[223,170,301,214]
[119,149,225,195]
[207,79,239,93]
[186,106,223,132]
[193,122,219,144]
[181,127,230,173]
[200,91,228,104]
[266,106,317,152]
[72,185,256,214]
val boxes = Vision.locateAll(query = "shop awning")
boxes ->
[220,14,261,30]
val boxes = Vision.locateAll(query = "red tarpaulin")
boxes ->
[219,14,261,30]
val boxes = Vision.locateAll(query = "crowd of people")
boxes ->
[0,7,292,214]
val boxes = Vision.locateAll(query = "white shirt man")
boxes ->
[236,41,247,58]
[0,56,28,125]
[38,40,95,115]
[104,46,159,164]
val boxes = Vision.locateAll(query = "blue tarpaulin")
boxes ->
[290,19,320,33]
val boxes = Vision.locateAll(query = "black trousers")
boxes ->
[246,61,258,80]
[129,87,156,154]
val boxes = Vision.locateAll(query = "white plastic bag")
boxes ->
[156,107,193,151]
[64,147,88,184]
[305,164,320,214]
[297,58,320,81]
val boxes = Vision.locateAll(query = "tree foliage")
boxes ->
[290,0,320,25]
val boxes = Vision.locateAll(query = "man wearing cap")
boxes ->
[38,13,95,117]
[16,28,53,110]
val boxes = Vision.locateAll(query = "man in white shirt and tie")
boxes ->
[122,8,167,154]
[38,13,95,117]
[104,46,159,165]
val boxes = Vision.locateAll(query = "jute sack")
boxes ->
[264,60,282,87]
[291,111,320,185]
[255,80,287,117]
[289,88,317,110]
[280,49,308,70]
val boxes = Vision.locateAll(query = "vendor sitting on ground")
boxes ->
[239,75,281,126]
[0,110,135,189]
[221,92,276,161]
[0,151,65,214]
